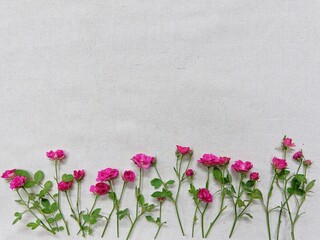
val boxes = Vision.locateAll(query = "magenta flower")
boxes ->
[218,156,231,166]
[96,168,119,182]
[90,182,110,196]
[198,188,213,203]
[293,151,303,161]
[122,170,136,182]
[58,181,73,191]
[250,172,260,181]
[272,157,287,170]
[46,149,66,160]
[176,145,191,155]
[185,168,194,177]
[74,170,85,181]
[10,176,27,190]
[231,160,253,173]
[303,160,312,167]
[197,154,219,167]
[282,137,295,148]
[1,169,16,179]
[131,153,155,169]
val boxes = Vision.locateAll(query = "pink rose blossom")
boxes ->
[131,153,155,169]
[176,145,191,155]
[218,156,231,166]
[198,188,213,203]
[1,169,16,179]
[282,137,295,148]
[96,168,119,182]
[185,169,194,177]
[231,160,253,173]
[272,157,287,170]
[122,170,136,182]
[58,181,73,191]
[197,154,219,167]
[303,160,312,167]
[293,151,303,161]
[10,176,27,190]
[90,182,110,195]
[250,172,260,181]
[74,170,85,181]
[46,149,66,160]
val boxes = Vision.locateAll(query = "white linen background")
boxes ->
[0,1,319,239]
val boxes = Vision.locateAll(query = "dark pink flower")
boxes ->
[58,181,73,191]
[157,197,166,203]
[90,182,110,196]
[197,154,219,167]
[131,153,155,169]
[74,170,85,181]
[231,160,253,173]
[1,169,16,179]
[283,137,295,148]
[303,160,312,167]
[198,188,213,203]
[272,157,287,170]
[96,168,119,182]
[122,170,136,182]
[176,145,191,155]
[293,151,303,161]
[218,156,231,166]
[250,172,259,181]
[185,169,194,177]
[46,149,66,160]
[10,176,27,190]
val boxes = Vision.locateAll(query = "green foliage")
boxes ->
[61,174,74,182]
[248,189,263,199]
[117,208,129,220]
[34,170,45,183]
[213,167,223,183]
[151,178,163,189]
[15,169,32,180]
[306,180,316,192]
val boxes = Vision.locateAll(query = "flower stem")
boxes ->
[154,202,163,239]
[116,182,127,238]
[76,182,85,237]
[229,174,243,238]
[265,173,276,240]
[79,195,98,235]
[201,203,208,238]
[101,205,116,237]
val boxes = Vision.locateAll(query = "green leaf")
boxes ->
[151,191,165,198]
[89,218,97,225]
[39,189,47,198]
[146,204,155,212]
[92,208,101,216]
[244,213,253,219]
[34,170,44,183]
[166,180,175,185]
[117,208,129,220]
[15,169,32,180]
[42,208,52,214]
[24,181,36,188]
[41,198,50,208]
[213,167,222,183]
[55,213,62,221]
[295,174,307,183]
[61,174,74,182]
[27,222,39,230]
[44,181,53,190]
[83,214,90,221]
[306,180,316,192]
[151,178,163,189]
[287,187,294,195]
[294,189,306,196]
[236,199,245,207]
[246,180,255,188]
[146,215,156,223]
[108,192,117,201]
[248,189,262,199]
[58,226,64,231]
[47,218,55,224]
[12,212,22,225]
[138,195,145,205]
[50,202,58,212]
[291,178,301,190]
[278,170,290,180]
[164,190,173,198]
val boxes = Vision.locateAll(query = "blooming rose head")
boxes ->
[131,153,155,169]
[197,154,219,167]
[185,169,194,177]
[282,137,295,148]
[272,157,287,171]
[58,181,73,191]
[231,160,253,173]
[293,151,303,161]
[96,168,119,182]
[122,170,136,182]
[46,149,66,160]
[74,170,85,181]
[90,182,110,196]
[303,160,312,167]
[250,172,260,181]
[198,188,213,203]
[218,156,231,166]
[1,169,16,179]
[10,176,27,190]
[176,145,191,155]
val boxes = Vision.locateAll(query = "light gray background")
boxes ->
[0,1,319,239]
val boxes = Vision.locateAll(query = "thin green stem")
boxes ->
[154,203,163,239]
[117,182,127,238]
[229,174,243,238]
[101,205,116,237]
[192,200,200,237]
[201,203,208,238]
[266,173,276,240]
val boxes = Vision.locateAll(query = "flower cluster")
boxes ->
[1,137,315,240]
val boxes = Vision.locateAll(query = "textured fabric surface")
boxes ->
[0,1,319,239]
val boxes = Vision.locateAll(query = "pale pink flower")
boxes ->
[303,160,312,167]
[10,176,27,190]
[90,182,110,195]
[231,160,253,173]
[272,157,287,170]
[96,168,119,182]
[131,153,155,169]
[1,169,16,179]
[46,149,66,160]
[283,137,295,148]
[122,170,136,182]
[198,188,213,203]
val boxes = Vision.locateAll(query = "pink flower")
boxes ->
[218,156,231,166]
[303,160,312,167]
[90,182,110,195]
[250,172,259,181]
[122,170,136,182]
[197,154,219,167]
[96,168,119,182]
[176,145,191,155]
[272,157,287,170]
[46,149,66,160]
[283,137,295,148]
[10,176,27,190]
[58,181,73,191]
[185,169,194,177]
[131,153,155,169]
[74,170,85,181]
[293,151,303,161]
[231,160,253,173]
[198,188,213,203]
[1,169,16,179]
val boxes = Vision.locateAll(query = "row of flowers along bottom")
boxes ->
[1,136,315,240]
